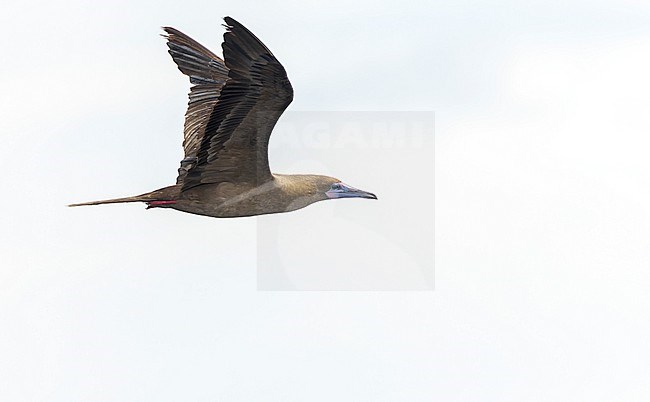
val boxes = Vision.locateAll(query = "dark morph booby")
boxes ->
[69,17,376,218]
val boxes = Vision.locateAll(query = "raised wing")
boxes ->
[162,27,230,184]
[178,17,294,191]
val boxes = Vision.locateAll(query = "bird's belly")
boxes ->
[171,192,291,218]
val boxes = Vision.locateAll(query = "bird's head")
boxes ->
[317,176,377,201]
[272,174,377,213]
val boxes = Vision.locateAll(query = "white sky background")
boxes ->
[2,0,650,400]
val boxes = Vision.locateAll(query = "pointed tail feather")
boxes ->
[67,195,148,207]
[68,186,179,208]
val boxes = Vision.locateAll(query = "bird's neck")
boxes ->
[272,174,328,209]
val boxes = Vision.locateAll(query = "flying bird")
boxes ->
[69,17,376,218]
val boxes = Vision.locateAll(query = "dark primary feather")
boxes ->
[178,16,294,191]
[162,27,229,184]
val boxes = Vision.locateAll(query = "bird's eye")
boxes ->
[332,183,341,191]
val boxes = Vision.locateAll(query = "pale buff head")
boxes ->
[294,175,377,201]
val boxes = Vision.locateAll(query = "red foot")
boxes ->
[146,200,177,209]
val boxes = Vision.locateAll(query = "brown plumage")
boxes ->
[69,17,376,218]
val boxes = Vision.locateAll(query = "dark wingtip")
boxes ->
[223,16,236,29]
[161,26,180,39]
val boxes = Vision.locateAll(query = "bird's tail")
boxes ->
[68,186,179,208]
[67,195,150,207]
